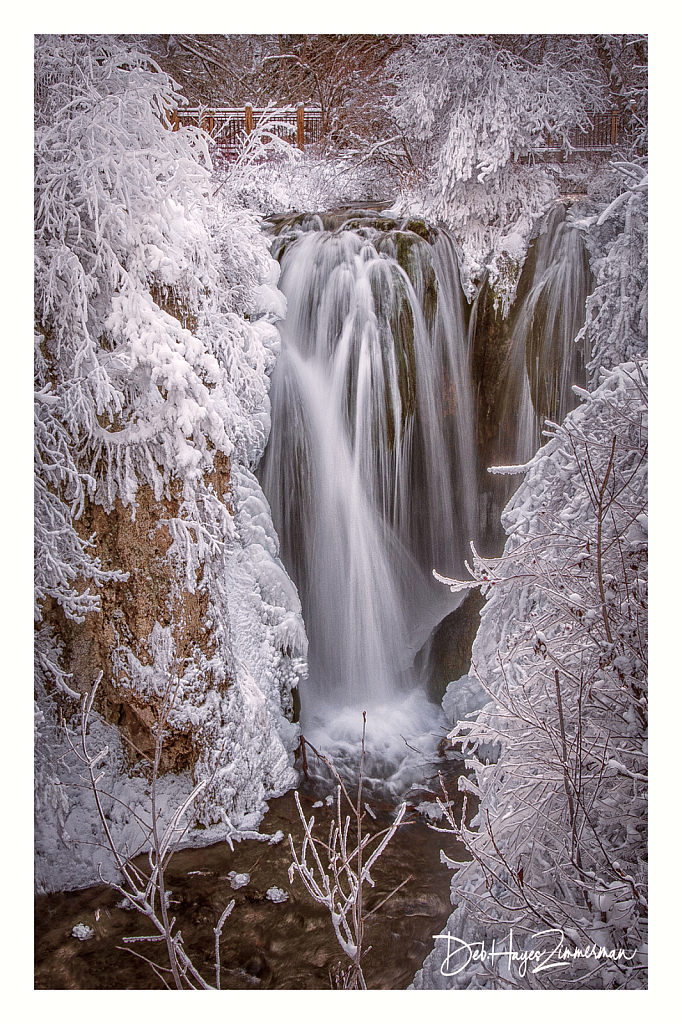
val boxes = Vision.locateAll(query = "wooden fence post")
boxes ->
[297,103,305,151]
[610,109,618,147]
[245,103,253,134]
[168,109,180,131]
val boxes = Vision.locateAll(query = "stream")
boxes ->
[35,760,469,990]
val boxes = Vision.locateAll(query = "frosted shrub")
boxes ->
[425,362,647,989]
[209,105,389,217]
[391,37,602,187]
[435,163,558,307]
[215,146,391,217]
[288,720,407,989]
[34,352,129,625]
[388,36,606,301]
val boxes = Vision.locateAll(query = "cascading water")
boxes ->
[258,203,591,790]
[500,204,593,464]
[259,212,477,786]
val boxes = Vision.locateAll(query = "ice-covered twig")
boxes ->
[288,719,409,989]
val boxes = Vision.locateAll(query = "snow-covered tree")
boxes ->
[34,35,280,514]
[579,163,648,383]
[34,34,306,892]
[387,35,631,301]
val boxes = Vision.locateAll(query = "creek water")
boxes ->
[35,766,469,990]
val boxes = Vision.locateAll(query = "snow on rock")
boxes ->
[265,887,289,903]
[441,673,488,728]
[227,872,250,889]
[414,801,444,823]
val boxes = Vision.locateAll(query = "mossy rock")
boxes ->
[405,219,437,244]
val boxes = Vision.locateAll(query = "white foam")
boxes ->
[301,690,447,800]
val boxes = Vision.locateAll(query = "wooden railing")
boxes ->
[169,105,637,162]
[535,111,636,153]
[170,104,323,159]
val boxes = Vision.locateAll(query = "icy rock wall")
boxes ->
[35,364,307,895]
[35,382,306,895]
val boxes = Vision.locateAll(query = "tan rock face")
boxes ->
[41,453,233,774]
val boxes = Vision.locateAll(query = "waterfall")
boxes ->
[258,204,591,786]
[500,204,593,463]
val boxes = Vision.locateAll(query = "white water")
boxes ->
[259,207,591,784]
[260,216,476,757]
[303,690,449,801]
[501,204,592,462]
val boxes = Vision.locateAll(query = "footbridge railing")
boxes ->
[169,105,639,162]
[170,103,323,159]
[533,110,638,155]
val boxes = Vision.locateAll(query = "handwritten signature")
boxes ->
[433,929,639,977]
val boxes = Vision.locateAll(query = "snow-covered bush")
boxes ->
[215,147,392,217]
[418,363,647,990]
[433,162,558,307]
[414,151,648,990]
[288,723,407,990]
[388,36,607,301]
[34,34,306,892]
